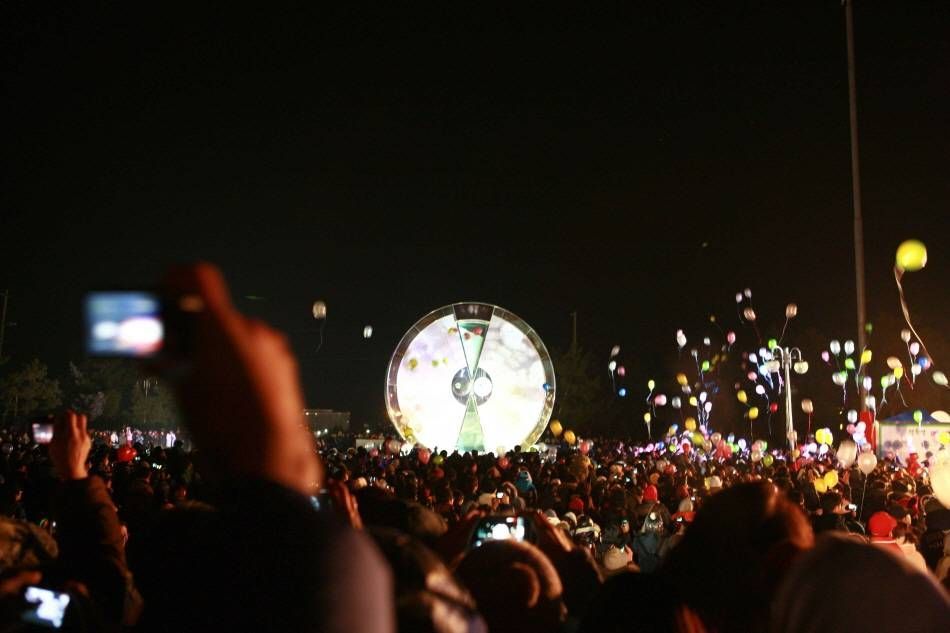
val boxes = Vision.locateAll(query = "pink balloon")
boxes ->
[846,424,856,435]
[617,366,626,377]
[654,394,668,406]
[821,351,830,363]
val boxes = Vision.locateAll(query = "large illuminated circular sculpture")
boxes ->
[386,302,556,454]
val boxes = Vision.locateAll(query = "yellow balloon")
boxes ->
[860,350,872,365]
[643,412,652,423]
[824,470,839,488]
[748,406,759,420]
[685,417,697,431]
[689,396,698,407]
[676,373,689,386]
[549,420,563,436]
[814,478,828,494]
[648,379,656,390]
[895,239,928,271]
[563,430,576,445]
[894,366,904,380]
[737,390,748,404]
[938,431,950,446]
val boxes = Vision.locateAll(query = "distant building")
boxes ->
[303,409,350,433]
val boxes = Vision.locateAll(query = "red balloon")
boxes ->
[769,402,779,413]
[117,445,137,463]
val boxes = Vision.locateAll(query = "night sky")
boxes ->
[2,3,948,428]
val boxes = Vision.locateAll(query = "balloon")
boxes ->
[735,292,743,303]
[703,337,711,346]
[935,371,949,387]
[769,402,779,413]
[937,431,950,446]
[763,454,774,467]
[911,364,922,377]
[829,340,841,355]
[701,360,711,372]
[676,373,689,386]
[909,342,920,356]
[846,423,856,434]
[847,410,858,423]
[563,430,576,445]
[832,372,847,386]
[431,454,443,465]
[363,325,373,339]
[913,410,924,424]
[866,395,877,410]
[549,420,563,436]
[737,390,748,404]
[676,330,687,349]
[855,421,866,433]
[801,399,814,414]
[794,361,809,374]
[648,379,656,391]
[748,407,759,420]
[608,360,617,372]
[821,351,830,363]
[618,388,628,397]
[768,338,778,350]
[684,417,697,431]
[617,366,626,377]
[643,412,652,423]
[689,396,698,407]
[813,478,827,493]
[844,340,855,356]
[312,301,327,319]
[610,345,621,357]
[862,376,872,392]
[933,411,950,423]
[747,371,757,381]
[837,440,857,469]
[654,394,668,406]
[860,350,872,365]
[699,391,708,403]
[727,331,736,345]
[743,307,757,322]
[901,329,912,343]
[824,470,839,488]
[857,451,877,475]
[755,385,766,395]
[895,239,928,271]
[894,366,904,380]
[704,401,713,413]
[919,357,931,369]
[785,303,798,319]
[671,396,681,409]
[744,288,752,298]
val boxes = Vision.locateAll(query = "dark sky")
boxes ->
[2,2,948,425]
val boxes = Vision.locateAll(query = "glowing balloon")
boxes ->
[748,407,760,420]
[937,431,950,446]
[844,358,856,371]
[847,410,858,423]
[755,384,766,396]
[763,454,774,467]
[617,366,626,377]
[703,337,711,346]
[813,478,827,493]
[648,379,656,391]
[844,340,855,356]
[855,421,866,433]
[887,357,903,371]
[743,307,757,322]
[933,411,950,423]
[643,412,652,423]
[737,390,748,404]
[654,394,668,406]
[699,391,708,403]
[312,301,327,319]
[857,451,877,475]
[910,364,921,377]
[676,330,687,349]
[747,371,757,381]
[671,396,681,409]
[563,430,576,445]
[909,342,921,356]
[549,420,563,436]
[829,340,841,355]
[862,376,872,392]
[580,440,592,455]
[744,288,752,298]
[824,470,839,488]
[837,440,857,469]
[821,351,830,363]
[832,372,847,386]
[688,396,698,407]
[684,417,697,431]
[608,360,617,372]
[726,331,736,345]
[860,350,872,365]
[901,329,912,343]
[801,399,814,414]
[785,303,798,319]
[363,325,373,339]
[676,373,688,386]
[738,438,747,450]
[913,410,924,424]
[893,366,904,380]
[866,395,877,410]
[701,360,711,372]
[934,371,949,387]
[735,292,743,303]
[895,239,928,271]
[768,338,778,350]
[610,345,621,357]
[704,401,712,413]
[618,388,628,397]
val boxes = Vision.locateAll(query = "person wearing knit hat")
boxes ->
[567,495,585,515]
[867,511,903,557]
[601,545,637,574]
[642,484,659,503]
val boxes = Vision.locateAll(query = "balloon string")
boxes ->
[315,319,327,354]
[778,317,790,345]
[895,266,935,366]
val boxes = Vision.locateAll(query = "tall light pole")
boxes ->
[844,0,868,411]
[0,290,9,361]
[770,346,807,450]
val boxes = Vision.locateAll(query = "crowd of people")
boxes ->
[0,264,947,631]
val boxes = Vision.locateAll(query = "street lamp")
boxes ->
[769,347,808,450]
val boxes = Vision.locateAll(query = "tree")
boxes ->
[551,346,618,436]
[65,359,138,426]
[129,378,180,429]
[0,359,62,420]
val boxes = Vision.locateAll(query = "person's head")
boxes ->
[819,491,844,515]
[661,482,814,632]
[456,540,565,633]
[867,511,897,538]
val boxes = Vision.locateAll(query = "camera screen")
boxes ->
[85,291,163,357]
[472,516,525,547]
[22,586,70,628]
[32,423,54,444]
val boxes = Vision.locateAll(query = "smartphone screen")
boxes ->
[84,291,163,357]
[32,423,54,445]
[22,586,70,628]
[472,516,526,547]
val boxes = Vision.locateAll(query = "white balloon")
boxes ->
[909,341,921,356]
[857,451,877,475]
[932,410,950,423]
[847,410,858,423]
[610,345,621,357]
[855,422,866,433]
[744,288,752,298]
[900,329,911,343]
[363,325,373,339]
[911,364,922,376]
[829,340,841,355]
[886,356,902,370]
[608,360,617,372]
[312,301,327,319]
[934,371,949,387]
[837,440,857,469]
[844,340,855,355]
[755,385,766,395]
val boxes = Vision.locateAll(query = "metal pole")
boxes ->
[845,0,868,411]
[783,349,796,451]
[0,290,8,361]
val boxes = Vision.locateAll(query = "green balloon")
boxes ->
[844,358,856,371]
[914,410,924,423]
[768,339,778,350]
